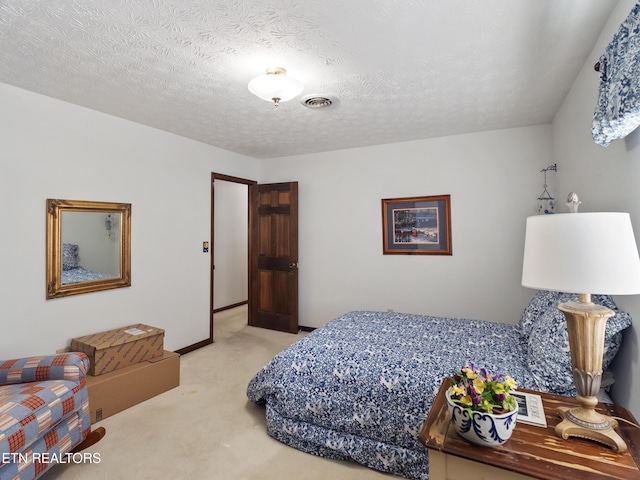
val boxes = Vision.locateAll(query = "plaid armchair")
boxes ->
[0,353,92,480]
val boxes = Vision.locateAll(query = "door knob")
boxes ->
[289,262,299,269]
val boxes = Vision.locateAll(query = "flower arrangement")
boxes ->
[449,364,518,414]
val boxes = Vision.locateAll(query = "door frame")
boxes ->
[210,173,257,342]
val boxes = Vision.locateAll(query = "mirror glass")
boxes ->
[61,211,122,284]
[47,199,131,299]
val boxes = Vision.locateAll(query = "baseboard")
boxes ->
[213,300,248,313]
[175,338,212,355]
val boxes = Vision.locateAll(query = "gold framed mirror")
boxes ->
[46,199,131,299]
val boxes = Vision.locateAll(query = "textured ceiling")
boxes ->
[0,0,619,159]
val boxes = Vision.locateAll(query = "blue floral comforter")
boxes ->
[247,311,540,480]
[61,267,115,285]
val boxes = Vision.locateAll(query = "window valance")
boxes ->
[592,1,640,147]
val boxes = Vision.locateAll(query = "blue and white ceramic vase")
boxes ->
[445,388,518,447]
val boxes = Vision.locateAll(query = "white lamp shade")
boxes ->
[248,69,303,103]
[522,212,640,295]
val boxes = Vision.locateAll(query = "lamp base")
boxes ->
[556,406,626,452]
[556,295,627,453]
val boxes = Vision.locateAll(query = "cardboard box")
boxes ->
[85,350,180,424]
[71,324,164,375]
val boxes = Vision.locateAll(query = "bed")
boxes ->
[246,291,632,480]
[61,242,115,285]
[61,266,116,285]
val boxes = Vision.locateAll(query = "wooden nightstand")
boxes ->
[418,379,640,480]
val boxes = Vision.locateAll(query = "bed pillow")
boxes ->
[62,243,79,270]
[518,289,561,341]
[523,290,632,394]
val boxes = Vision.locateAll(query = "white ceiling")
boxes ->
[0,1,618,159]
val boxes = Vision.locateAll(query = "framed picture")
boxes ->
[381,194,452,255]
[511,391,547,428]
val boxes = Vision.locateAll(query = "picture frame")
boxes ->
[381,194,452,255]
[511,391,547,427]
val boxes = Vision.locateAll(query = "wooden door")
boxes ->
[248,182,299,333]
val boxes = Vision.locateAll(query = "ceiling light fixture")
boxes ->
[248,67,303,109]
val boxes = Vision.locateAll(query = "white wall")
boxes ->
[0,83,259,357]
[551,0,640,418]
[213,180,248,309]
[260,125,554,328]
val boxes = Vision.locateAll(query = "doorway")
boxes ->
[210,173,256,342]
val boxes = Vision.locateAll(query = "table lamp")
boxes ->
[521,193,640,452]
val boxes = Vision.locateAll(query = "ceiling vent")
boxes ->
[301,94,335,109]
